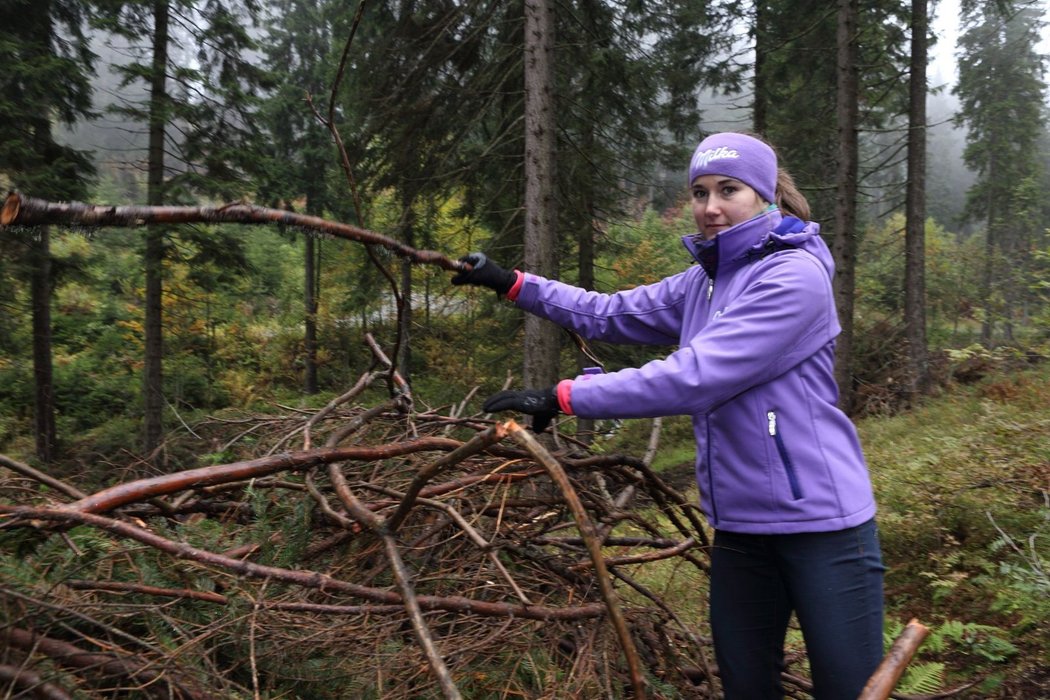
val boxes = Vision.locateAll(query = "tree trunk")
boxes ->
[576,201,596,444]
[752,1,770,133]
[831,0,859,413]
[523,0,560,390]
[904,0,929,401]
[29,226,56,463]
[398,192,416,385]
[304,232,319,394]
[143,0,170,457]
[303,146,326,395]
[980,151,996,346]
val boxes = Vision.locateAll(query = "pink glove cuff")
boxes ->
[556,379,575,415]
[505,270,525,301]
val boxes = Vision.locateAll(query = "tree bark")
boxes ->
[752,1,770,133]
[575,126,597,443]
[304,231,319,394]
[0,193,463,270]
[831,0,860,413]
[398,191,416,384]
[143,0,170,457]
[523,0,561,390]
[29,226,56,463]
[904,0,930,401]
[857,619,930,700]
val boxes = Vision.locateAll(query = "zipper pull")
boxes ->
[767,410,777,436]
[707,278,714,301]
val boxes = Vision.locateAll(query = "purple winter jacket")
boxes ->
[512,208,876,534]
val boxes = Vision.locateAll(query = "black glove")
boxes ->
[450,252,516,296]
[483,386,560,433]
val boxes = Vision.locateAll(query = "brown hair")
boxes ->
[775,167,810,221]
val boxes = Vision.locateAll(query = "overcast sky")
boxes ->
[930,0,1050,89]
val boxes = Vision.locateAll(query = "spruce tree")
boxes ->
[92,0,263,455]
[954,0,1048,344]
[0,0,96,462]
[753,0,912,408]
[257,0,340,394]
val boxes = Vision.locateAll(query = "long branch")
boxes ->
[57,437,463,514]
[506,421,647,700]
[6,507,606,622]
[2,626,211,700]
[1,192,465,272]
[0,663,74,700]
[0,453,87,500]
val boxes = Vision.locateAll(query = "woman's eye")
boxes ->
[721,186,737,196]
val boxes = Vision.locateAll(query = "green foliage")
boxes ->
[0,0,95,199]
[978,500,1050,632]
[925,619,1017,663]
[895,659,946,696]
[855,213,986,342]
[862,360,1049,689]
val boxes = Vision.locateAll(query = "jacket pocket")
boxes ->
[767,410,803,500]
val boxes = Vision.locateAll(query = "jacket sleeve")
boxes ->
[512,269,695,345]
[565,252,838,419]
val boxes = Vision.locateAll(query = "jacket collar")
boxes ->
[681,207,784,277]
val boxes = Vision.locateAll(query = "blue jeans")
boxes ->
[710,519,885,700]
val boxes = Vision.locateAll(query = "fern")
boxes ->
[897,661,945,695]
[921,620,1018,662]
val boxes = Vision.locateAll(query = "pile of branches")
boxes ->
[0,349,726,700]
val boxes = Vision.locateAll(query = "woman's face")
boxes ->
[691,174,768,240]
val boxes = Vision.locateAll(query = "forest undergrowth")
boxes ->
[0,347,1047,699]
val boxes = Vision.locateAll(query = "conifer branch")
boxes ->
[3,506,608,622]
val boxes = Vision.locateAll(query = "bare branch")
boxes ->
[506,420,647,699]
[1,192,466,272]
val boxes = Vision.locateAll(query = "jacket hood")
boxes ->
[681,208,835,279]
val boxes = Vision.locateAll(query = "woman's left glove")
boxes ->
[483,386,560,433]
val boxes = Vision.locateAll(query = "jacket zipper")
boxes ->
[707,278,714,301]
[767,410,803,500]
[706,418,718,524]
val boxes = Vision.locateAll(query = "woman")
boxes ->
[452,132,885,699]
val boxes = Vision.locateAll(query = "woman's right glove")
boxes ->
[450,252,517,296]
[483,386,560,433]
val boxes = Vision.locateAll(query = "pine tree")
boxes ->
[904,0,930,399]
[313,2,743,397]
[92,0,263,455]
[753,0,912,408]
[257,0,340,394]
[328,0,513,383]
[954,0,1049,344]
[462,1,738,391]
[0,0,96,463]
[523,0,559,392]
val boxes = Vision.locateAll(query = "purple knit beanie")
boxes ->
[688,132,777,204]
